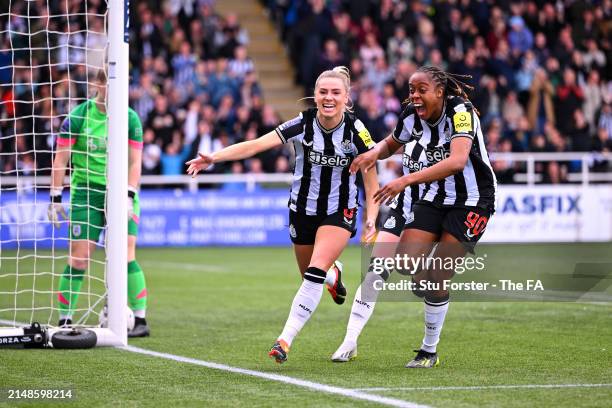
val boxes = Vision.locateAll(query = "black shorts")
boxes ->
[289,208,358,245]
[378,208,406,237]
[405,202,492,252]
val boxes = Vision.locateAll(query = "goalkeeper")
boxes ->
[48,70,150,337]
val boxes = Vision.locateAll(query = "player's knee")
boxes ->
[303,266,326,284]
[425,292,450,305]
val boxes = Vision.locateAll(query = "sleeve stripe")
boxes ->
[129,140,144,149]
[275,128,287,144]
[57,137,76,146]
[392,133,406,145]
[450,134,474,140]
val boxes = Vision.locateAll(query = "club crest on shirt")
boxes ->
[340,139,353,153]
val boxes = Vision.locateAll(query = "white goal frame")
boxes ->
[0,0,129,348]
[100,0,129,347]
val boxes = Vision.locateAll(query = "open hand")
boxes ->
[363,220,377,244]
[186,153,214,177]
[374,178,409,205]
[350,149,378,175]
[47,202,67,228]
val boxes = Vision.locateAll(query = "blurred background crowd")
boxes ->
[266,0,611,183]
[0,0,610,184]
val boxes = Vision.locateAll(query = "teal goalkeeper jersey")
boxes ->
[58,99,143,188]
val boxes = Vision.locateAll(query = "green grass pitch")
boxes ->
[1,244,611,407]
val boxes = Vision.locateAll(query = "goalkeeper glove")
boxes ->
[47,188,67,228]
[128,186,137,220]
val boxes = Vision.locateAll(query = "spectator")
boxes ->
[502,91,525,132]
[508,16,534,56]
[146,95,177,150]
[568,109,591,151]
[583,70,606,132]
[555,67,584,136]
[387,25,413,66]
[228,45,254,79]
[527,68,555,133]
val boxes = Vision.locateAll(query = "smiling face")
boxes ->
[408,71,444,122]
[315,76,348,126]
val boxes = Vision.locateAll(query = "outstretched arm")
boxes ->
[186,131,282,177]
[349,134,403,174]
[374,137,472,204]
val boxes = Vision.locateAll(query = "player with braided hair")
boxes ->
[345,65,497,368]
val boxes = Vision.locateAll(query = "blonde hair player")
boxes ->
[187,66,379,364]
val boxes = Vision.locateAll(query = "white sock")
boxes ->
[133,309,146,318]
[421,299,450,353]
[343,272,382,344]
[324,263,337,286]
[278,279,324,347]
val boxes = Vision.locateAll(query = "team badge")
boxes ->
[405,211,415,224]
[289,224,297,238]
[340,139,353,153]
[383,216,396,230]
[72,224,82,237]
[453,111,472,133]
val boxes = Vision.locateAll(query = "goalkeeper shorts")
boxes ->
[69,185,140,241]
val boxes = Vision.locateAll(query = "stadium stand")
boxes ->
[0,0,610,184]
[264,0,611,183]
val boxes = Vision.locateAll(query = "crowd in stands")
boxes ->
[0,0,288,180]
[0,0,611,184]
[267,0,611,183]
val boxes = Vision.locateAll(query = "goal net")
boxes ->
[0,0,128,346]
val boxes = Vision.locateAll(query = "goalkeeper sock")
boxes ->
[278,267,325,347]
[57,265,85,319]
[343,271,382,344]
[128,260,147,318]
[421,295,450,353]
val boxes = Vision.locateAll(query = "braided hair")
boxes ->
[416,65,473,99]
[411,65,479,115]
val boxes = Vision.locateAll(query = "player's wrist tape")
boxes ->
[50,188,63,202]
[128,185,138,199]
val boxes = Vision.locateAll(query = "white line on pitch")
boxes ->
[122,345,430,408]
[354,384,612,392]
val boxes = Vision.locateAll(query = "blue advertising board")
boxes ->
[0,189,364,249]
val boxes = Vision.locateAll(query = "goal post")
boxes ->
[105,0,130,347]
[0,0,130,348]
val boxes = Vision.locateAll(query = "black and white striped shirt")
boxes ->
[392,96,497,210]
[276,108,376,216]
[388,138,427,223]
